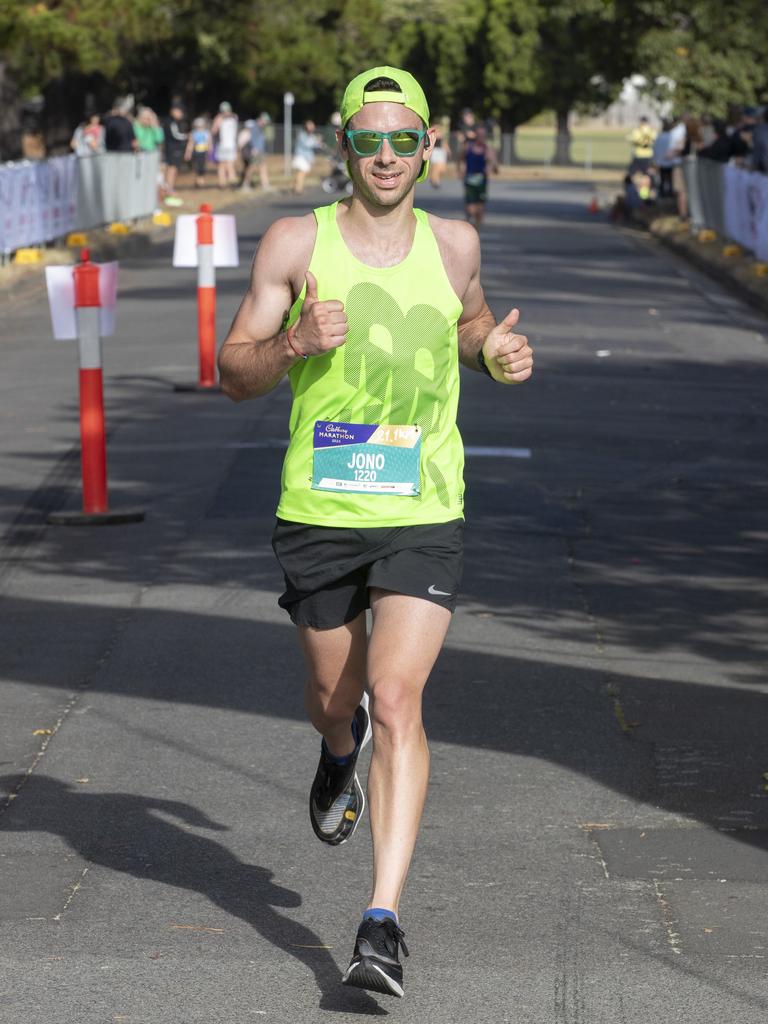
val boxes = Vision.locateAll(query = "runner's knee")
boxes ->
[368,683,423,741]
[305,676,361,727]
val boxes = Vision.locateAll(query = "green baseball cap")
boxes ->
[340,66,430,128]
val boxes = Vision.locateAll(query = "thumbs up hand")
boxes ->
[289,271,348,357]
[481,307,533,384]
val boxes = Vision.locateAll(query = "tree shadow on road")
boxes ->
[0,775,385,1016]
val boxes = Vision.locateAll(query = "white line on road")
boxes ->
[464,446,531,458]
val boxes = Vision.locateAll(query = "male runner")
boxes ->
[218,66,533,998]
[458,124,498,229]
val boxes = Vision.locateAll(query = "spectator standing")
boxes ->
[133,106,164,152]
[239,113,272,191]
[212,101,239,188]
[70,114,104,157]
[185,117,212,188]
[727,109,755,164]
[102,97,136,153]
[652,118,674,197]
[627,116,656,174]
[237,119,255,182]
[752,108,768,172]
[673,116,704,221]
[161,102,189,206]
[291,119,320,194]
[698,120,734,163]
[699,113,716,148]
[666,114,686,178]
[428,120,450,188]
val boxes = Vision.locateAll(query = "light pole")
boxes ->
[283,92,294,181]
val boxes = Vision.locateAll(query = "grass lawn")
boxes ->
[513,128,631,168]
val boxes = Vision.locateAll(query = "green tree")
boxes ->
[636,0,768,114]
[0,0,168,154]
[534,0,644,164]
[0,0,167,91]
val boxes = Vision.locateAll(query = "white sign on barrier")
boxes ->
[172,214,240,268]
[0,156,78,253]
[45,263,119,340]
[722,164,768,261]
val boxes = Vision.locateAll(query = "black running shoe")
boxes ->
[309,695,371,846]
[342,916,410,998]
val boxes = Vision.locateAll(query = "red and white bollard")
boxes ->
[48,249,143,525]
[74,248,108,513]
[196,203,217,389]
[172,205,238,391]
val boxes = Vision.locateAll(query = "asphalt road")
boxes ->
[1,176,767,1023]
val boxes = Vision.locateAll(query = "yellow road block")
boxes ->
[152,211,173,227]
[13,248,43,264]
[66,232,88,247]
[698,229,716,243]
[754,262,768,277]
[107,222,131,235]
[722,244,742,257]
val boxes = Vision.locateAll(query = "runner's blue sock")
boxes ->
[322,716,361,765]
[363,907,398,924]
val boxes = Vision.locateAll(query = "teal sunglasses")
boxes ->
[344,128,428,157]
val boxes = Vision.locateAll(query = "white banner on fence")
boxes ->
[172,214,240,267]
[45,263,119,340]
[723,165,768,262]
[0,156,78,253]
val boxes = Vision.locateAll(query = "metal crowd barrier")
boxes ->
[696,159,726,237]
[683,158,768,260]
[76,151,159,230]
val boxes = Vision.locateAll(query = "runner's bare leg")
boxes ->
[299,614,367,758]
[366,589,451,915]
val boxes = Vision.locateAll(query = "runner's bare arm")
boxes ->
[430,218,494,371]
[219,215,350,401]
[432,215,533,385]
[218,216,320,401]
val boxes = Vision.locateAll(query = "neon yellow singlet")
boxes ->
[276,201,464,527]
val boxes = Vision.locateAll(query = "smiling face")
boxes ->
[340,102,433,209]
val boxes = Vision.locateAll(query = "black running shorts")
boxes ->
[272,518,464,630]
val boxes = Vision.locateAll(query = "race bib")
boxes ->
[311,421,421,496]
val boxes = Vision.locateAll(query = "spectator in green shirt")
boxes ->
[133,107,164,152]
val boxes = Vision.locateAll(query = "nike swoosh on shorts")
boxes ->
[428,585,451,596]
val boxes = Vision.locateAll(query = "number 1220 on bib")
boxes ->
[311,421,422,496]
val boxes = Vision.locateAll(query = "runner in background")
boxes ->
[458,124,497,229]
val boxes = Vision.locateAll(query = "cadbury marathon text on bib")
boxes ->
[311,421,422,496]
